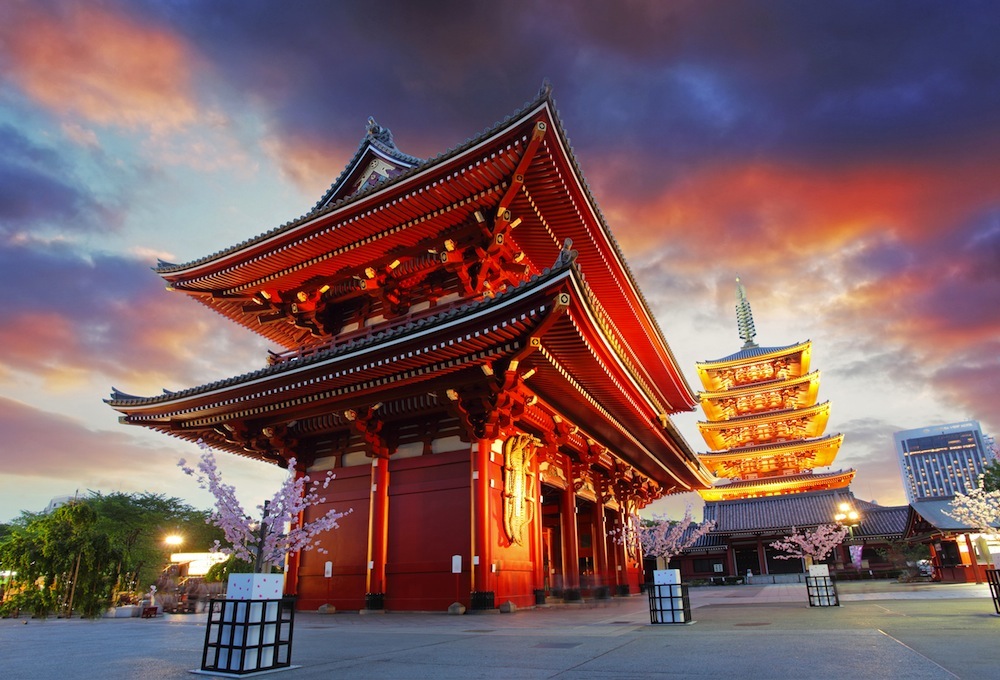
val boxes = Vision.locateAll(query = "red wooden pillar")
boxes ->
[560,481,580,592]
[366,453,390,596]
[612,510,627,588]
[593,498,609,590]
[473,438,493,595]
[532,460,545,593]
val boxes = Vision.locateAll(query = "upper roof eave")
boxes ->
[151,86,697,412]
[109,258,575,410]
[698,370,820,401]
[153,87,556,278]
[696,340,812,368]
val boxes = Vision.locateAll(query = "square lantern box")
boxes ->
[648,569,692,624]
[200,574,296,675]
[805,565,840,607]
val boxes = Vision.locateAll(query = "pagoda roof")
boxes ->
[697,340,811,368]
[687,489,906,545]
[697,433,844,473]
[149,85,696,414]
[698,400,831,428]
[698,468,854,502]
[108,259,712,492]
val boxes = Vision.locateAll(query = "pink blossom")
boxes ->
[946,479,1000,534]
[180,440,352,571]
[614,505,716,561]
[769,524,849,562]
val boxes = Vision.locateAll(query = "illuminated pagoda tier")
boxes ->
[694,279,853,501]
[107,86,713,612]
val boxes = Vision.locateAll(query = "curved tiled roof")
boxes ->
[701,488,905,536]
[698,340,810,367]
[708,469,850,493]
[312,117,424,211]
[698,433,844,459]
[154,86,555,275]
[109,257,574,407]
[698,400,830,427]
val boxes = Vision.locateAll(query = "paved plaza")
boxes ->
[2,581,997,679]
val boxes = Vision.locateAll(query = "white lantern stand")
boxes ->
[805,564,840,607]
[648,569,693,624]
[197,573,298,676]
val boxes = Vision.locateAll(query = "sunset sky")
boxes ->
[2,1,999,525]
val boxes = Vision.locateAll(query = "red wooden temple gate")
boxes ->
[108,86,713,610]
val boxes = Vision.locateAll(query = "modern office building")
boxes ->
[894,421,995,503]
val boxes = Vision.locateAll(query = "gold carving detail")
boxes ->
[502,433,536,546]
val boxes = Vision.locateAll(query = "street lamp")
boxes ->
[834,502,860,538]
[164,534,184,547]
[834,502,863,575]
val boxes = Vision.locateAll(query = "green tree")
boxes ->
[876,540,931,579]
[0,493,223,618]
[87,492,222,597]
[981,458,1000,493]
[0,502,119,618]
[204,555,254,584]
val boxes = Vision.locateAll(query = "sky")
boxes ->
[1,0,999,525]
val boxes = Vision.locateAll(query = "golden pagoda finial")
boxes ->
[735,276,758,349]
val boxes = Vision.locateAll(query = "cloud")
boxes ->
[0,3,199,133]
[0,125,113,231]
[0,396,153,479]
[260,134,358,198]
[0,396,286,522]
[0,238,268,395]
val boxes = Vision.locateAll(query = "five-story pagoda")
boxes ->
[695,279,852,501]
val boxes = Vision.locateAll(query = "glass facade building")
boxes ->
[894,420,994,503]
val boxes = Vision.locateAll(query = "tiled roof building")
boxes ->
[107,86,714,610]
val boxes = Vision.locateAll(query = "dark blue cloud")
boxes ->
[0,125,101,229]
[119,0,1000,204]
[0,236,162,319]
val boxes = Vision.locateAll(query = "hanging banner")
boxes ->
[849,544,863,569]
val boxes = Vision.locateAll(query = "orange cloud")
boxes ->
[261,134,360,197]
[597,156,1000,274]
[0,5,198,132]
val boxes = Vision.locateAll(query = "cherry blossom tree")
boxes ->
[946,479,1000,535]
[769,524,849,565]
[621,506,716,564]
[179,440,351,573]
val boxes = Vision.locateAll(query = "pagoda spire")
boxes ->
[735,276,757,349]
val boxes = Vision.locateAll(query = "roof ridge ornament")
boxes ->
[553,238,578,268]
[735,276,758,349]
[366,116,396,148]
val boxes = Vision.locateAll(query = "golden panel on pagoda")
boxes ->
[696,341,812,392]
[699,371,821,421]
[698,434,844,479]
[699,469,855,502]
[697,401,831,451]
[697,433,844,478]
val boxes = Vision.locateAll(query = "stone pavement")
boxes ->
[1,581,997,679]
